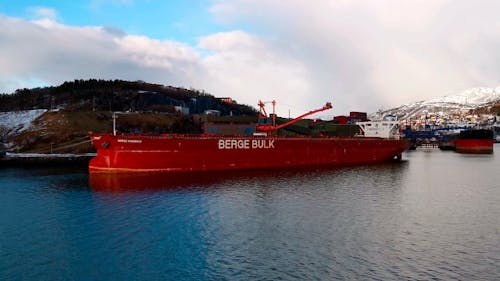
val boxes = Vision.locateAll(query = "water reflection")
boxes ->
[88,169,327,192]
[8,153,500,280]
[88,161,408,192]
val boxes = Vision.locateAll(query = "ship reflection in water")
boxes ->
[89,171,250,191]
[90,172,216,191]
[88,166,357,192]
[88,157,415,192]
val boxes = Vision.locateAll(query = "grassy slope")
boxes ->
[12,111,112,153]
[12,111,201,153]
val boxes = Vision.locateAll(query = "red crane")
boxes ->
[256,100,333,133]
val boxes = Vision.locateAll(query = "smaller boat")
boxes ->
[493,122,500,143]
[454,129,494,154]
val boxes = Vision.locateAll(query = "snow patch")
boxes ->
[0,109,47,133]
[374,86,500,121]
[426,87,500,106]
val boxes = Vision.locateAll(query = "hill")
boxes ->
[0,79,257,153]
[0,79,257,115]
[374,87,500,128]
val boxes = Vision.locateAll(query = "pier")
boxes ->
[0,153,95,167]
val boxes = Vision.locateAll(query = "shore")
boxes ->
[0,153,95,167]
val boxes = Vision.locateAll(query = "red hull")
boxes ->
[89,134,411,173]
[455,139,494,154]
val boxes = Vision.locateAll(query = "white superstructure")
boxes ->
[357,120,401,139]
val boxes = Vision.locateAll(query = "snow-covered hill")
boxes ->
[426,87,500,105]
[376,87,500,120]
[0,109,47,136]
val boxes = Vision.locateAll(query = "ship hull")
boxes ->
[454,139,494,154]
[89,134,411,173]
[454,129,494,154]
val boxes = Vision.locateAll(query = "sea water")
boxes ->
[1,145,499,280]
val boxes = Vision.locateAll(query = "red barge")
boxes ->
[89,101,411,173]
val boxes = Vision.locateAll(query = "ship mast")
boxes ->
[257,100,332,133]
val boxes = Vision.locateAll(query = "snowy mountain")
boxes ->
[375,87,500,120]
[426,87,500,105]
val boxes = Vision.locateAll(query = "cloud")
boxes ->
[3,0,500,117]
[0,15,199,94]
[209,0,500,113]
[116,35,199,69]
[0,15,312,115]
[197,31,312,115]
[27,7,59,21]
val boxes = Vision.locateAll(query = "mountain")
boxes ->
[375,87,500,121]
[426,87,500,105]
[0,79,258,153]
[0,79,257,116]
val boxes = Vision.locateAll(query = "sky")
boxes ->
[1,0,500,117]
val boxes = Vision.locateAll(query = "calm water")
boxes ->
[1,145,500,280]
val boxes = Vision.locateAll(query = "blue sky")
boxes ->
[0,0,224,44]
[1,1,500,115]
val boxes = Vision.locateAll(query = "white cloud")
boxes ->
[3,0,500,117]
[198,30,262,52]
[0,15,313,115]
[116,35,200,69]
[27,7,59,21]
[209,0,500,113]
[0,15,200,95]
[196,31,312,115]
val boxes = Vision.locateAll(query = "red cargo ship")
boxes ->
[454,129,494,154]
[89,101,411,173]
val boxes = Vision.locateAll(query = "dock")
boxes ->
[0,153,95,167]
